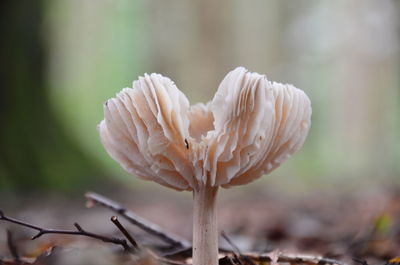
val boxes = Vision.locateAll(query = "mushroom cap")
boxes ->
[98,67,312,191]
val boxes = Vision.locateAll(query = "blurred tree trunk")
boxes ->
[0,0,99,192]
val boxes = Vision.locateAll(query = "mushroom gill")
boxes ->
[99,67,311,190]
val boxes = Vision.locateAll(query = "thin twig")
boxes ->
[245,253,349,265]
[85,192,190,248]
[147,250,188,265]
[221,231,241,255]
[6,230,20,264]
[221,231,244,265]
[111,216,139,250]
[222,231,260,265]
[0,210,134,253]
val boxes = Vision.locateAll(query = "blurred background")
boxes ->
[1,1,400,262]
[1,0,399,195]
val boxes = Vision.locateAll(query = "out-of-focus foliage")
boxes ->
[45,0,147,178]
[0,1,100,192]
[1,0,399,192]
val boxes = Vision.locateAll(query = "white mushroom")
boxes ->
[98,67,312,265]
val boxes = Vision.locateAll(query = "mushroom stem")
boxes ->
[192,186,219,265]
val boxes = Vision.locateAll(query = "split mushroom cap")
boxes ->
[98,67,311,191]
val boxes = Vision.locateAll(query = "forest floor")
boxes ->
[0,183,399,265]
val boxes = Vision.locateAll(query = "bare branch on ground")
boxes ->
[0,210,135,253]
[85,192,190,249]
[111,216,140,250]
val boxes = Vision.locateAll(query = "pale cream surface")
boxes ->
[98,67,311,191]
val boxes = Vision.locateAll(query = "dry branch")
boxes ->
[111,216,139,250]
[0,210,135,253]
[85,192,190,249]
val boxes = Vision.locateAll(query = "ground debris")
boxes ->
[0,189,399,265]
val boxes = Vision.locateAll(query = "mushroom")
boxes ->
[98,67,312,265]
